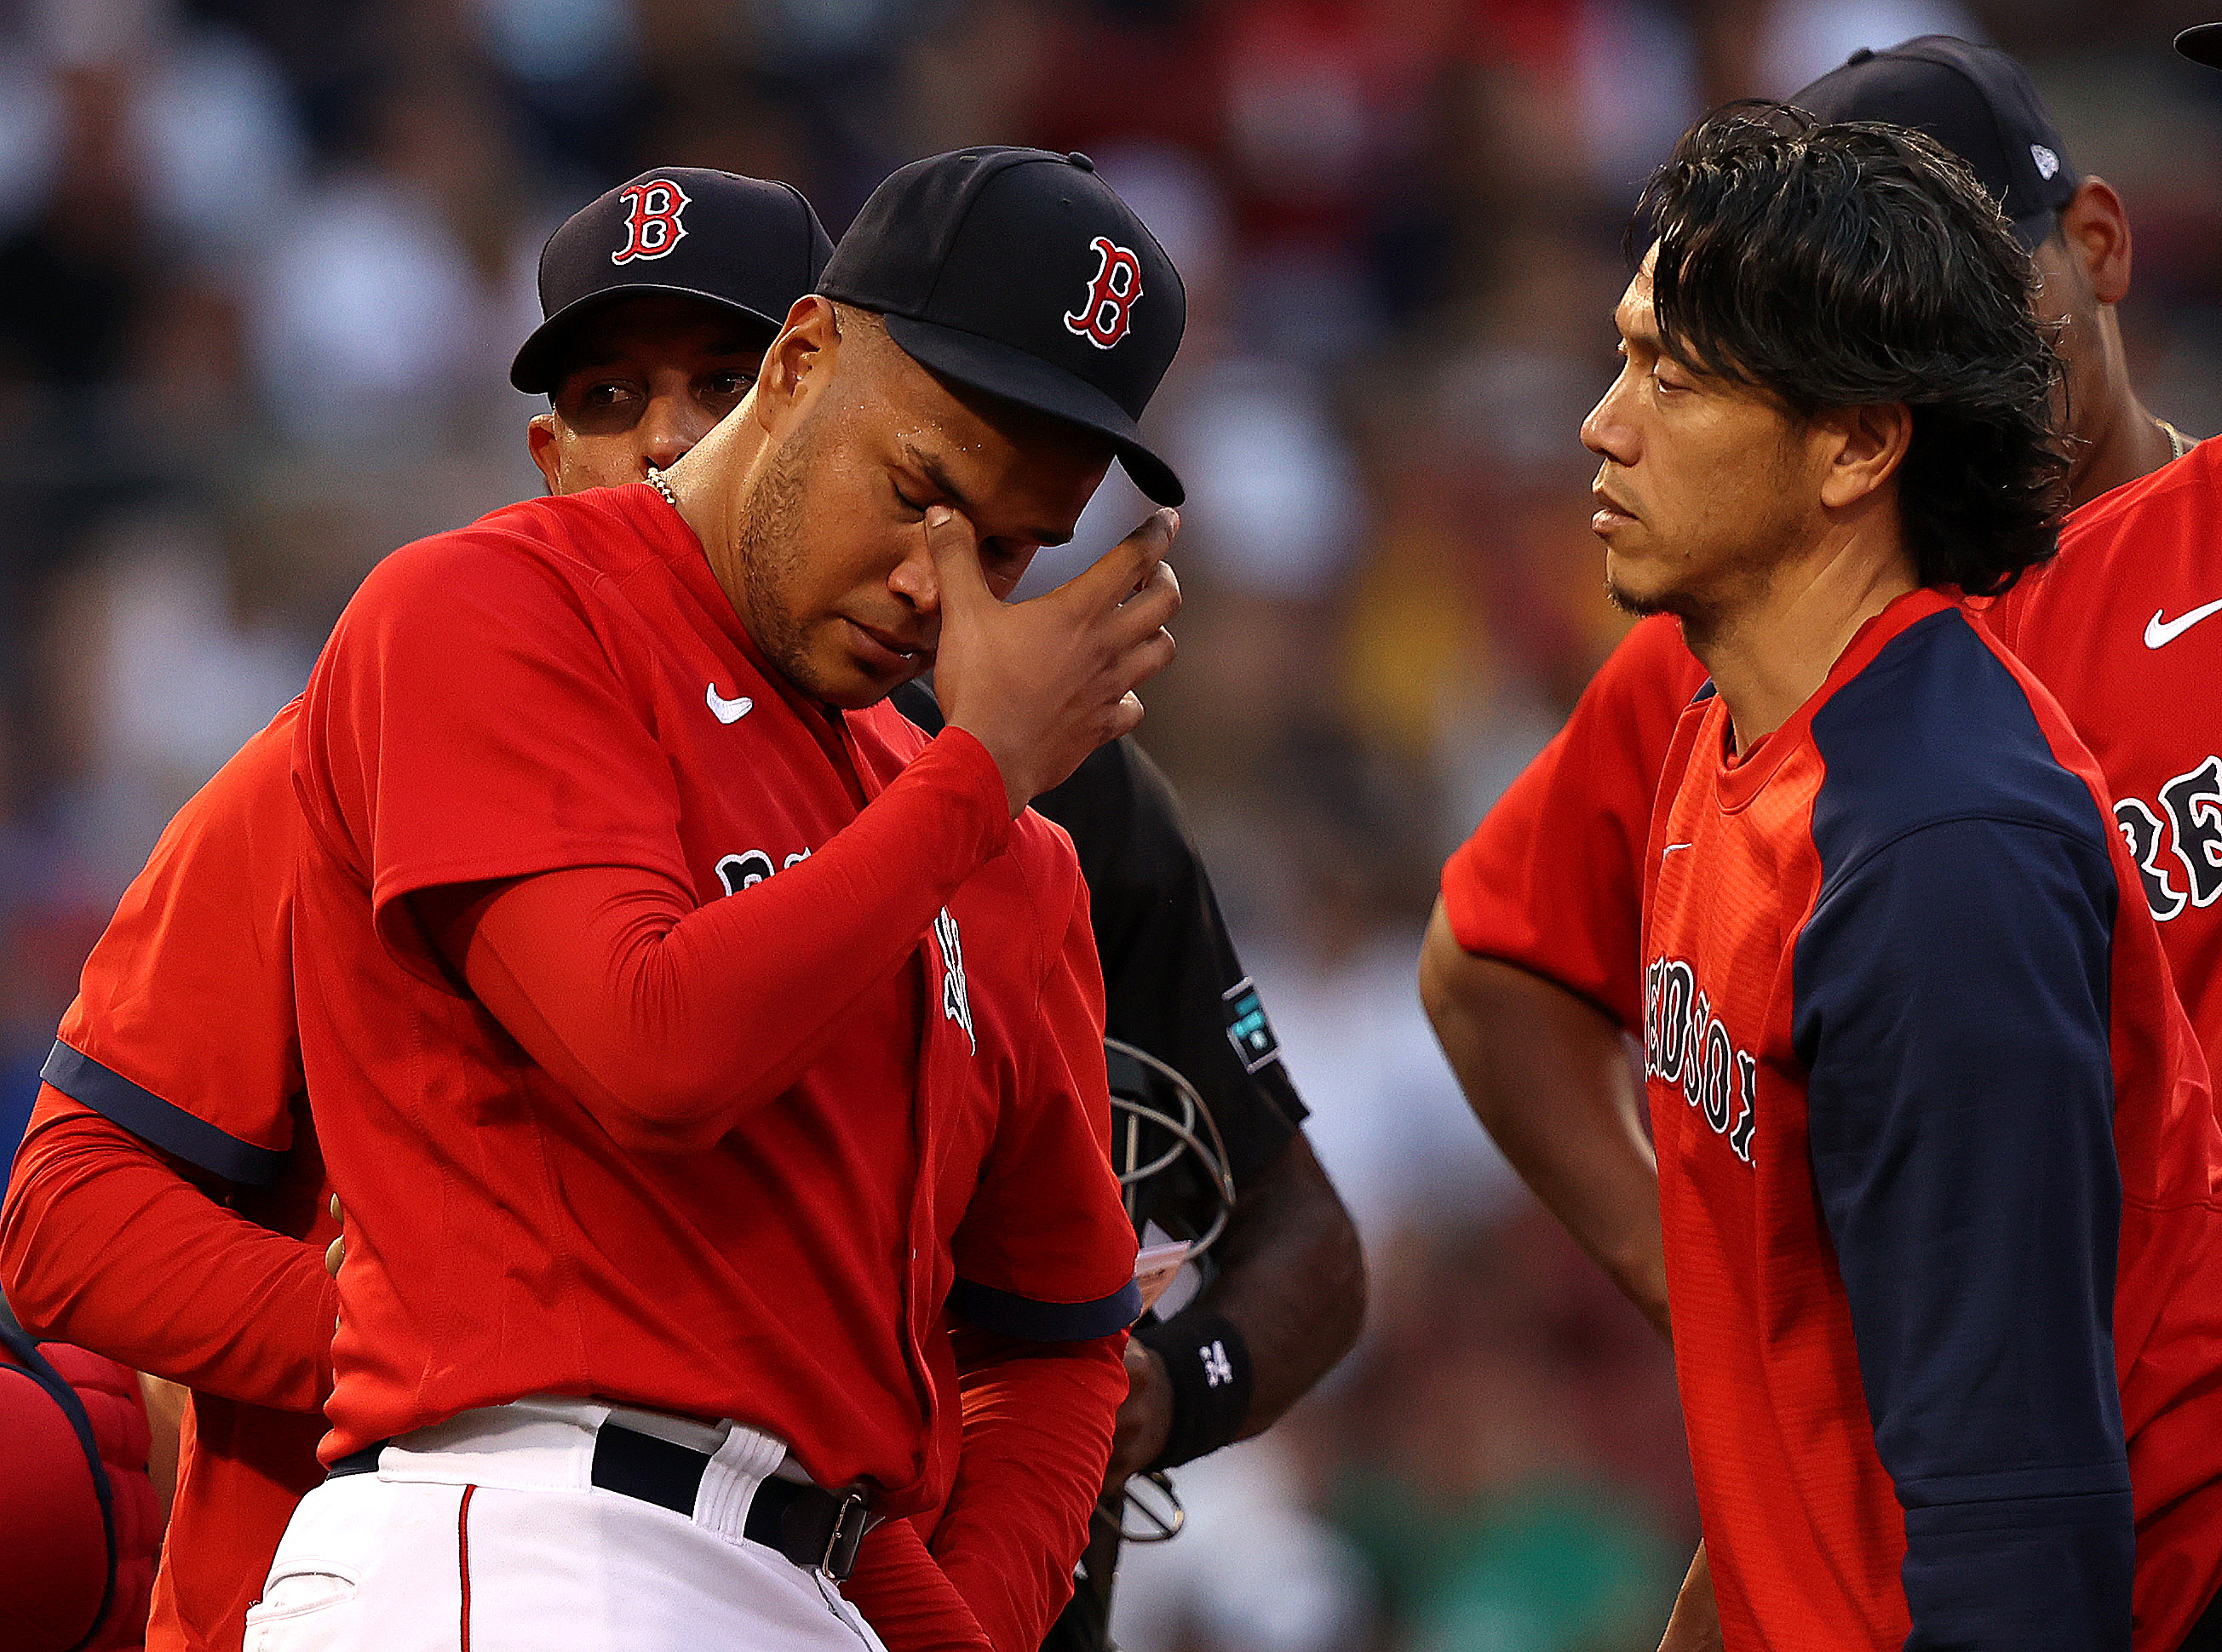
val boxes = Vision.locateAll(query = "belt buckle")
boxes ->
[820,1489,870,1581]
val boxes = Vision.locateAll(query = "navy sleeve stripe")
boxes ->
[947,1276,1142,1341]
[40,1041,287,1189]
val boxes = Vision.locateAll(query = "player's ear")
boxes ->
[2058,176,2131,307]
[1815,401,1911,513]
[751,295,837,429]
[526,413,562,495]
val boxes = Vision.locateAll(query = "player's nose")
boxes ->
[636,394,700,477]
[1581,377,1637,463]
[887,535,942,620]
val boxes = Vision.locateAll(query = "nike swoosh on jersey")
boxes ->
[707,683,754,723]
[2144,598,2222,649]
[1662,842,1694,858]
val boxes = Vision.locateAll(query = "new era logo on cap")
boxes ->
[1792,36,2080,250]
[818,147,1188,504]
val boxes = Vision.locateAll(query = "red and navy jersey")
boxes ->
[1645,589,2222,1650]
[1443,439,2222,1086]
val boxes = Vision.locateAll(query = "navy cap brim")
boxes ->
[881,312,1185,507]
[510,285,786,394]
[2179,24,2222,67]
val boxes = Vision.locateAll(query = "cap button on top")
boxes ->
[1066,151,1096,172]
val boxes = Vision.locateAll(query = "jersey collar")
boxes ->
[1712,586,1961,812]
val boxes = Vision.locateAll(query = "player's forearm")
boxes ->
[934,1324,1128,1652]
[425,730,1012,1156]
[1172,1132,1362,1438]
[1418,904,1670,1336]
[0,1087,335,1410]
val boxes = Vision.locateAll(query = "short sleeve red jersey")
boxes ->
[1986,436,2222,1080]
[1438,613,1704,1028]
[290,484,1138,1515]
[26,704,335,1652]
[1645,591,2222,1649]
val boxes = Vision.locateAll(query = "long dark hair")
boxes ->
[1635,103,2068,597]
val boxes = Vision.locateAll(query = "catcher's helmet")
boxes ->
[1104,1037,1235,1259]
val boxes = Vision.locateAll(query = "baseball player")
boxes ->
[277,145,1187,1652]
[1422,34,2202,1338]
[0,168,835,1652]
[1603,105,2222,1649]
[9,158,1359,1651]
[1421,37,2222,1649]
[4,155,1364,1652]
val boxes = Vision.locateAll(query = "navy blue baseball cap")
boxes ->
[818,146,1188,506]
[1792,36,2080,250]
[511,168,834,394]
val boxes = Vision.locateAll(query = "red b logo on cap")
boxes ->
[612,178,691,265]
[1064,237,1143,350]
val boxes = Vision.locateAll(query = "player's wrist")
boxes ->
[1134,1310,1253,1471]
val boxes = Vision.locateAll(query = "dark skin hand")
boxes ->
[1104,1132,1365,1483]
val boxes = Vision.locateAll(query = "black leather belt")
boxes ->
[328,1425,871,1581]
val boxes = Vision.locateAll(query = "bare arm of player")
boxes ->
[0,1087,336,1408]
[1108,1133,1363,1479]
[925,504,1180,817]
[1418,906,1670,1338]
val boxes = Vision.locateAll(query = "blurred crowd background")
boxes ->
[3,0,2220,1647]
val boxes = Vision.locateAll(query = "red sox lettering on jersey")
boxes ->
[1639,591,2222,1651]
[933,905,974,1054]
[1641,955,1756,1164]
[612,177,691,265]
[1064,237,1143,349]
[2116,755,2222,923]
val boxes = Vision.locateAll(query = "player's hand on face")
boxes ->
[927,504,1180,816]
[1105,1339,1174,1488]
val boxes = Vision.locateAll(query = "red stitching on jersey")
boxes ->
[458,1483,478,1651]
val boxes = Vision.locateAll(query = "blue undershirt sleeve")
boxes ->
[1793,814,2132,1652]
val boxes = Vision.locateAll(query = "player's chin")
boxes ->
[1602,549,1677,619]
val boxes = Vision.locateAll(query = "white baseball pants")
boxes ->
[242,1397,888,1652]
